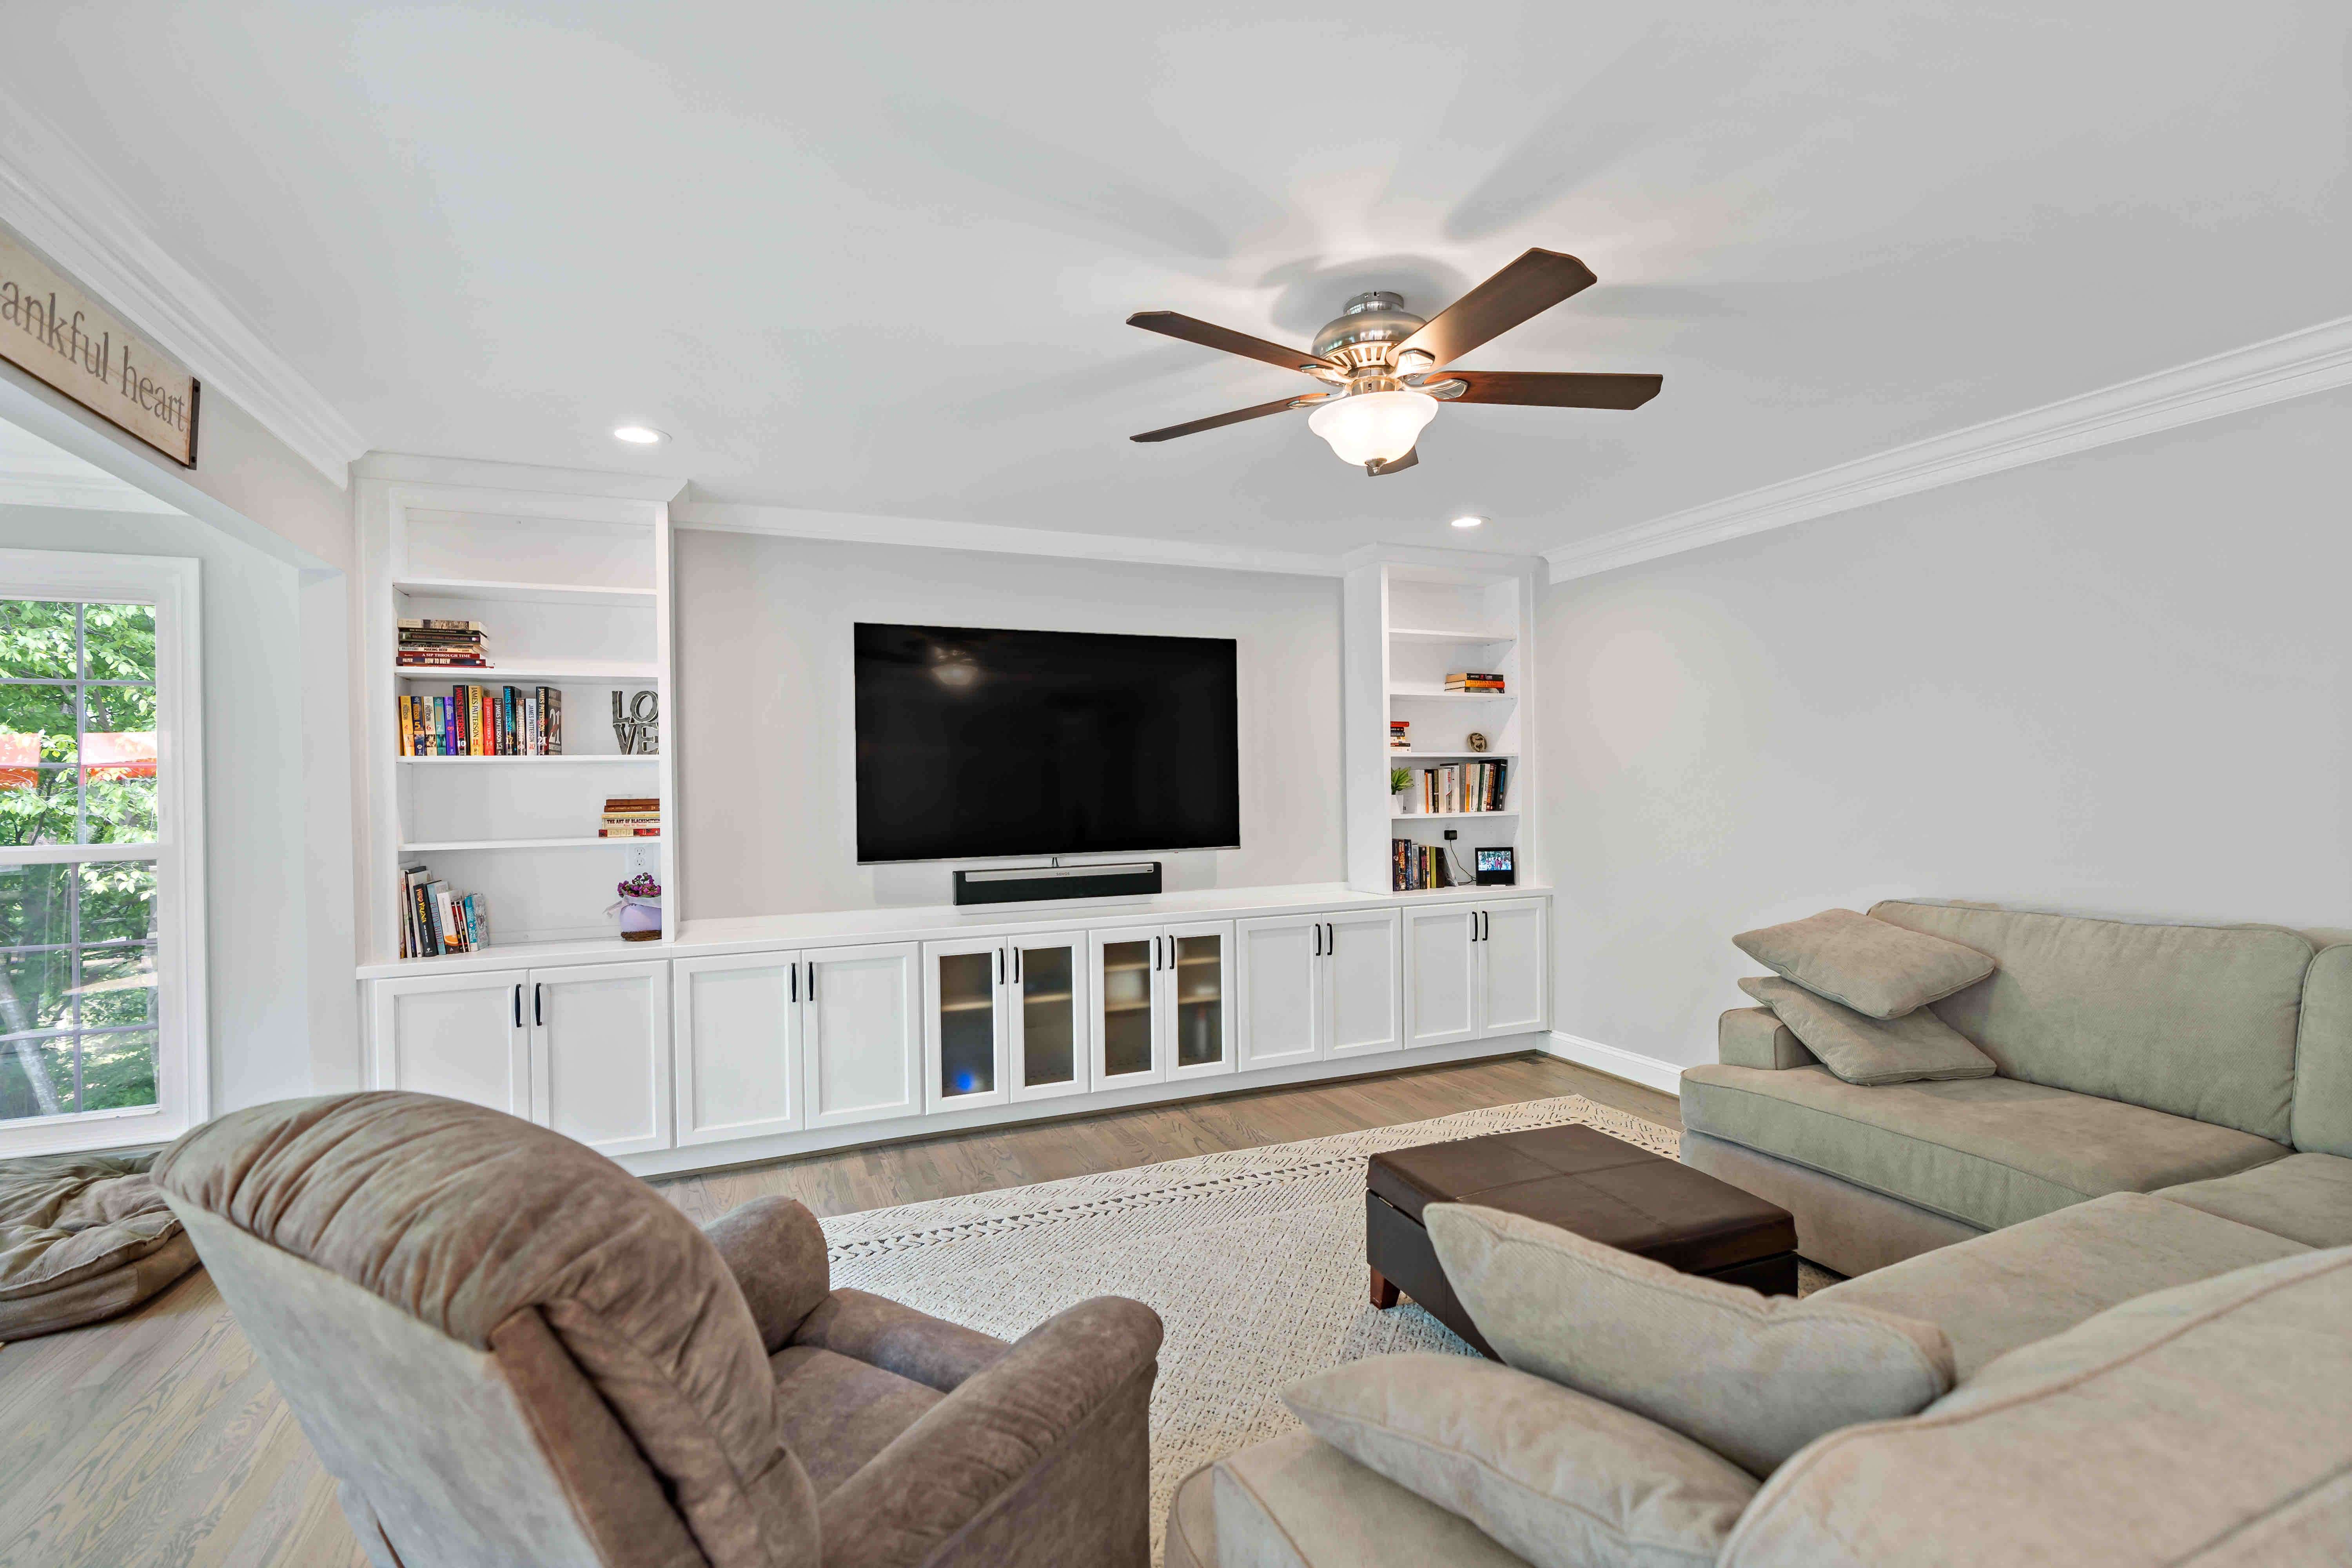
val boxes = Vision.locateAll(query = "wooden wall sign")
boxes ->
[0,223,200,467]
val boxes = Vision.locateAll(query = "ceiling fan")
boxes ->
[1127,248,1661,476]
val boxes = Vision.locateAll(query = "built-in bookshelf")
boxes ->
[358,463,680,962]
[1342,556,1535,895]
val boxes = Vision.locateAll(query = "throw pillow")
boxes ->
[1733,908,1994,1020]
[1426,1203,1956,1475]
[1284,1354,1759,1568]
[1739,976,1995,1085]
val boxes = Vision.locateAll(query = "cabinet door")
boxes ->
[530,961,671,1158]
[368,969,530,1114]
[1090,928,1163,1087]
[803,942,923,1129]
[925,936,1010,1112]
[1164,920,1236,1081]
[1403,904,1481,1048]
[1235,915,1321,1070]
[674,953,801,1147]
[1325,909,1404,1059]
[1477,900,1549,1038]
[1009,933,1089,1103]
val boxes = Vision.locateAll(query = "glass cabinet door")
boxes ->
[1165,921,1236,1080]
[1011,939,1086,1100]
[1094,934,1158,1083]
[933,946,1001,1105]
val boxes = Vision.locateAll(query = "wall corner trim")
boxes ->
[0,97,365,488]
[1543,312,2352,583]
[1545,1031,1685,1096]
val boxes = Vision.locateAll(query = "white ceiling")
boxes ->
[5,3,2348,558]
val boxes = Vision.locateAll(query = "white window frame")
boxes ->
[0,549,206,1154]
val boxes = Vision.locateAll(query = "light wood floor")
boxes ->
[0,1054,1675,1568]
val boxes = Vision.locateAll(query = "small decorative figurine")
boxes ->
[1466,731,1488,753]
[611,871,662,941]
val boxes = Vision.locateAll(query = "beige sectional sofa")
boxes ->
[1166,901,2352,1565]
[1681,899,2352,1275]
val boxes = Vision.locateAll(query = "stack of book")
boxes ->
[1408,759,1508,813]
[1389,719,1412,750]
[399,863,488,957]
[398,685,564,756]
[1445,670,1506,693]
[600,797,661,837]
[1391,840,1456,891]
[397,619,489,668]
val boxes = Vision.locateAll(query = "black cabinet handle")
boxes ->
[1014,947,1023,984]
[533,983,544,1025]
[809,962,817,1001]
[1313,922,1322,958]
[1326,922,1334,954]
[513,984,522,1028]
[996,947,1004,984]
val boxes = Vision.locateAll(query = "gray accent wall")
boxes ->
[1536,386,2352,1073]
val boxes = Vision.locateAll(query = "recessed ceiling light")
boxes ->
[1450,514,1487,530]
[612,424,668,446]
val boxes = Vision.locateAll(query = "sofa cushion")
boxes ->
[2295,944,2352,1156]
[1872,900,2309,1142]
[1718,1007,1816,1071]
[1425,1203,1953,1476]
[1214,1430,1528,1568]
[0,1151,201,1340]
[769,1344,943,1497]
[1810,1192,2308,1375]
[2156,1152,2352,1248]
[1733,908,1994,1020]
[1681,1064,2287,1232]
[1283,1354,1758,1568]
[1740,976,1994,1085]
[1720,1247,2352,1568]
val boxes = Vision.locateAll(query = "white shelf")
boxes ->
[392,660,657,683]
[399,753,657,766]
[1387,626,1516,646]
[1388,685,1515,702]
[401,837,648,853]
[394,576,657,608]
[1391,750,1518,760]
[1393,811,1519,821]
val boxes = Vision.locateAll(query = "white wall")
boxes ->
[1536,386,2352,1073]
[0,502,338,1110]
[674,530,1345,918]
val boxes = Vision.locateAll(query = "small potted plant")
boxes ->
[1392,766,1415,813]
[611,871,662,942]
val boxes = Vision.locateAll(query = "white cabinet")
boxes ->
[924,930,1093,1111]
[674,952,802,1146]
[1009,931,1089,1103]
[1090,920,1235,1087]
[803,942,923,1130]
[1403,899,1547,1047]
[368,967,530,1115]
[530,961,671,1157]
[1236,909,1402,1069]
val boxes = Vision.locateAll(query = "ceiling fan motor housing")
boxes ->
[1312,291,1427,375]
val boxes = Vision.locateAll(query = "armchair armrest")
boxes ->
[1719,1007,1818,1071]
[817,1296,1163,1568]
[791,1286,1008,1394]
[702,1195,830,1352]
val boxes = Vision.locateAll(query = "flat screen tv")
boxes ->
[854,622,1240,864]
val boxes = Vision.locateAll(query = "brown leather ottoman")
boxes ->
[1367,1123,1798,1357]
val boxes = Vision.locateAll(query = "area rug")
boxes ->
[820,1093,1680,1563]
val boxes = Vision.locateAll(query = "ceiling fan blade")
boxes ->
[1367,447,1420,476]
[1432,370,1662,409]
[1130,393,1325,443]
[1394,249,1599,368]
[1127,311,1339,377]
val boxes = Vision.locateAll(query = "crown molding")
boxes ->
[673,499,1348,577]
[0,95,365,488]
[1544,313,2352,583]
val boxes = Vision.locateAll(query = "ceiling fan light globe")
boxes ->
[1306,390,1438,467]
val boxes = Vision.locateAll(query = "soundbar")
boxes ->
[953,861,1163,906]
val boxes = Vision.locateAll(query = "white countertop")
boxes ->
[355,879,1550,980]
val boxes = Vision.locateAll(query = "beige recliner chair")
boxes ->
[152,1091,1161,1568]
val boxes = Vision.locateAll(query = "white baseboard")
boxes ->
[1544,1032,1685,1096]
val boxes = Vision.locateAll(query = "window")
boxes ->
[0,552,203,1153]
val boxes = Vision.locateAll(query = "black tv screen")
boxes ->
[854,622,1241,863]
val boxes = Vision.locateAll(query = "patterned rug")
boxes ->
[820,1093,1681,1562]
